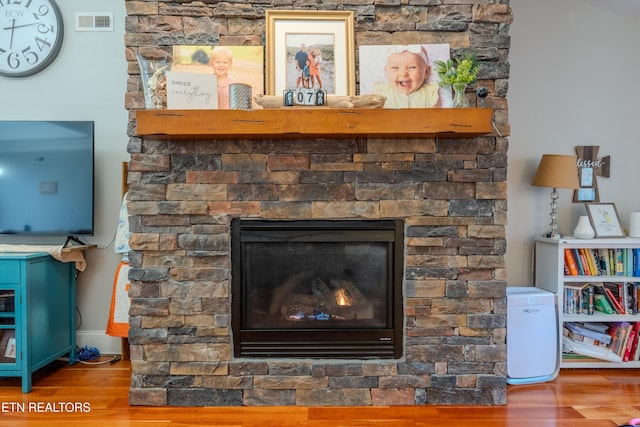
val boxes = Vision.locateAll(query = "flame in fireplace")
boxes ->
[334,289,352,307]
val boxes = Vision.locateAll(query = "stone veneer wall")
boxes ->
[124,0,512,406]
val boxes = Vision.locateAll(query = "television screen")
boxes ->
[0,121,94,236]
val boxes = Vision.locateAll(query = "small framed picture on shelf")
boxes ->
[585,202,625,238]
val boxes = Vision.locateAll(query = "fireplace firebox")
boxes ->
[231,219,404,358]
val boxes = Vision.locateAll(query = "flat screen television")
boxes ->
[0,121,94,236]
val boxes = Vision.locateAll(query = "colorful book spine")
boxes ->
[604,287,625,314]
[616,249,625,276]
[610,250,617,276]
[623,322,639,362]
[564,249,579,276]
[584,284,595,315]
[598,248,611,275]
[572,249,586,275]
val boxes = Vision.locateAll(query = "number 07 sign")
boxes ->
[283,89,327,106]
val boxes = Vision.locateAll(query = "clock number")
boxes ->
[6,51,20,69]
[34,4,50,18]
[3,46,39,69]
[35,36,51,52]
[38,23,54,34]
[1,0,34,7]
[21,45,38,64]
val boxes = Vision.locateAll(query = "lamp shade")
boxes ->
[531,154,579,189]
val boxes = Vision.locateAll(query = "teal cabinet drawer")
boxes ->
[0,262,20,284]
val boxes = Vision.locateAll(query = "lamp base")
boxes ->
[543,231,561,239]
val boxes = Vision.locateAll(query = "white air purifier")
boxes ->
[506,286,559,385]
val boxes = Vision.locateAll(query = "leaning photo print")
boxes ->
[359,44,453,108]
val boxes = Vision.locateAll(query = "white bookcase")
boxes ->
[534,236,640,368]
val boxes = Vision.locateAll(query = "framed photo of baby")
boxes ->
[359,44,453,108]
[266,10,356,96]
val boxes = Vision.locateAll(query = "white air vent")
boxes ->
[75,12,114,32]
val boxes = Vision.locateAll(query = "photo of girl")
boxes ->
[359,44,453,108]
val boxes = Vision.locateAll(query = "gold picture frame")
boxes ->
[265,10,355,96]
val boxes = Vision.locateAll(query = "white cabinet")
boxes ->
[534,236,640,368]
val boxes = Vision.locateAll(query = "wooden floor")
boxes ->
[0,358,639,426]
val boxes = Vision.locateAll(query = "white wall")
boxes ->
[1,0,637,353]
[507,0,640,285]
[0,1,127,353]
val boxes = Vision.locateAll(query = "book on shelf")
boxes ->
[616,249,625,276]
[564,322,612,345]
[598,248,610,275]
[592,284,625,314]
[583,248,599,275]
[593,293,615,314]
[582,322,609,333]
[563,321,640,363]
[563,283,594,315]
[564,249,579,276]
[604,283,626,314]
[562,335,623,362]
[633,325,640,361]
[623,322,639,361]
[565,247,640,277]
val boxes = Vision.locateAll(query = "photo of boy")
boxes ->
[359,44,452,108]
[208,47,237,109]
[171,45,264,109]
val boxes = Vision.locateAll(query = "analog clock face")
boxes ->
[0,0,64,77]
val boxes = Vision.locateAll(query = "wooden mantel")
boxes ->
[135,108,494,139]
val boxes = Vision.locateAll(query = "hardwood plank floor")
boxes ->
[0,358,638,426]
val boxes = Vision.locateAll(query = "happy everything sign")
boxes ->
[166,71,218,109]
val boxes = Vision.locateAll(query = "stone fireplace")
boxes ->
[231,218,403,359]
[124,1,512,407]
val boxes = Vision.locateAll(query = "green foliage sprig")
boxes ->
[434,54,480,86]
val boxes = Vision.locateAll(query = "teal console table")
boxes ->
[0,253,76,392]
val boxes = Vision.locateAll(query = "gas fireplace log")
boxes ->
[311,277,337,311]
[269,271,314,315]
[281,294,324,320]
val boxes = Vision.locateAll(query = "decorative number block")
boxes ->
[283,90,294,106]
[315,90,326,106]
[282,90,327,107]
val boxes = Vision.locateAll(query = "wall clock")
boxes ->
[0,0,64,77]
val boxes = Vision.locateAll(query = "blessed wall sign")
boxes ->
[573,146,610,202]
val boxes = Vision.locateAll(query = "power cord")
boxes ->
[68,346,121,365]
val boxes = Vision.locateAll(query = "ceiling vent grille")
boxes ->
[75,13,114,32]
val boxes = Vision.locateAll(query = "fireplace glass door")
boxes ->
[231,219,403,358]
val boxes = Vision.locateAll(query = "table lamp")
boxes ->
[531,154,579,238]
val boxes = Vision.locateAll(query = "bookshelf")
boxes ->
[535,236,640,368]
